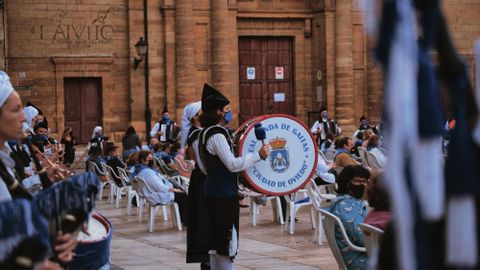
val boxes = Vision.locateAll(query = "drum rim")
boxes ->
[238,113,319,196]
[78,212,112,244]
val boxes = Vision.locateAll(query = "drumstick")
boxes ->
[254,123,266,145]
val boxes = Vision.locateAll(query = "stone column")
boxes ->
[210,0,232,92]
[175,0,196,121]
[334,0,355,133]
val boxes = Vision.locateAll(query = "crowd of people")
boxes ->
[0,68,464,270]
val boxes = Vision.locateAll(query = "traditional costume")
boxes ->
[184,101,210,268]
[150,107,180,143]
[310,107,341,144]
[198,83,264,270]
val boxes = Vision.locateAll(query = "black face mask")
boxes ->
[148,160,154,168]
[348,184,365,199]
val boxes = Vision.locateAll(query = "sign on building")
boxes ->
[275,67,284,80]
[247,67,255,80]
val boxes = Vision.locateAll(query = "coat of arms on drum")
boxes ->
[269,137,289,173]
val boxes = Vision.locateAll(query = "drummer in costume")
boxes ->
[0,71,76,268]
[198,84,270,270]
[182,101,211,269]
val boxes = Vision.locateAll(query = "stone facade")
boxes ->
[2,0,479,139]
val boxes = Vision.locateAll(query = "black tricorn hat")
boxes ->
[320,105,327,113]
[162,107,169,114]
[26,101,43,115]
[360,115,366,121]
[201,83,230,112]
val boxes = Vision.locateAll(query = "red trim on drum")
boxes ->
[238,114,319,196]
[78,212,113,244]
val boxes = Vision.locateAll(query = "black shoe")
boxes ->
[200,262,211,270]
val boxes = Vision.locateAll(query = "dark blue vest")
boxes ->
[199,125,237,198]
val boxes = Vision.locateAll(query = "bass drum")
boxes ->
[68,212,112,270]
[233,115,266,193]
[237,114,318,196]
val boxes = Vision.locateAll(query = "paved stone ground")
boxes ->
[95,195,338,270]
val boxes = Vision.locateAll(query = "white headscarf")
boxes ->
[87,126,103,150]
[181,101,201,148]
[23,106,38,130]
[91,126,103,139]
[0,71,14,108]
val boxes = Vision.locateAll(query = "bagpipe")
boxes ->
[232,114,318,196]
[0,149,101,270]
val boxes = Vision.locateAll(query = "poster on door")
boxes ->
[275,67,284,80]
[247,67,255,80]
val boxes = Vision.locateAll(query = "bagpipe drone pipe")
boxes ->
[0,172,101,269]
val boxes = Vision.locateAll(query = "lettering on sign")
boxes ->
[239,115,317,195]
[29,6,120,49]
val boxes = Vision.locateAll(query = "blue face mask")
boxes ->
[39,134,49,143]
[224,111,233,124]
[163,116,170,124]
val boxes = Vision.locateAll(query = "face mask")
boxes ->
[163,116,170,124]
[224,111,233,124]
[321,112,328,119]
[39,134,49,143]
[348,184,365,199]
[148,160,154,168]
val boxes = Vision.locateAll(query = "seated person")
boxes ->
[366,135,388,168]
[105,142,127,186]
[334,137,360,169]
[328,165,369,270]
[320,132,335,154]
[134,150,188,225]
[361,128,374,148]
[314,152,336,185]
[149,137,159,151]
[86,145,106,182]
[364,173,391,230]
[153,142,177,170]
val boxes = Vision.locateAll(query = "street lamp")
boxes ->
[134,37,148,69]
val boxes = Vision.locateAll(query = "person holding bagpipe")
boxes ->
[197,84,270,270]
[0,71,78,269]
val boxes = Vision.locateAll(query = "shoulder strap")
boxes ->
[187,128,201,147]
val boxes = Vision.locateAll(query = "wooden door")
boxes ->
[64,78,102,144]
[239,37,294,124]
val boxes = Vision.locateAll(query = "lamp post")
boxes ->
[133,36,151,141]
[134,37,148,70]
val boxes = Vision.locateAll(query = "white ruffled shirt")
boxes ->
[199,133,261,175]
[0,143,40,203]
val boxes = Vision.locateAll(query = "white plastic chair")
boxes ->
[249,195,284,226]
[319,209,366,270]
[357,147,372,170]
[103,164,128,209]
[117,167,139,216]
[365,151,385,172]
[358,223,384,257]
[174,157,193,174]
[134,176,182,232]
[88,161,112,202]
[283,189,315,234]
[185,160,195,171]
[306,179,337,245]
[131,176,168,223]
